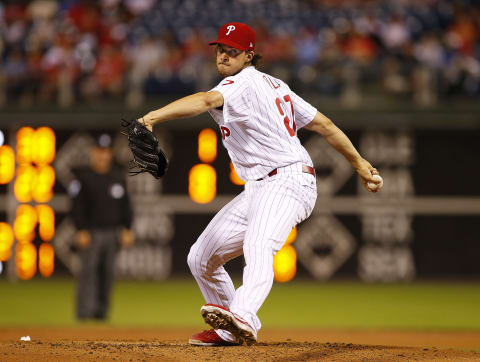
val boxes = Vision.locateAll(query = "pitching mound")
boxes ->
[1,327,479,361]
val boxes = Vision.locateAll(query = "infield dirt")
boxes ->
[1,327,479,361]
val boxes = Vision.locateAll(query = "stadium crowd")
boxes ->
[0,0,479,108]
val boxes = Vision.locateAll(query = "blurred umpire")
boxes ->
[69,133,134,321]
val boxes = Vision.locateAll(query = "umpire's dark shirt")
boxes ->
[69,166,133,230]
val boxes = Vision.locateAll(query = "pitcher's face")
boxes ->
[215,44,253,77]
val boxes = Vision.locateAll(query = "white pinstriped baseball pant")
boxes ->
[187,162,317,341]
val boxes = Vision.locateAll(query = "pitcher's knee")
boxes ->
[187,247,199,274]
[187,243,207,277]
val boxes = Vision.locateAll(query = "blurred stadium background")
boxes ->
[0,0,479,332]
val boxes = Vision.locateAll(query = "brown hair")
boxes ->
[251,53,262,66]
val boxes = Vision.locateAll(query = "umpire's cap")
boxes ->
[93,132,113,148]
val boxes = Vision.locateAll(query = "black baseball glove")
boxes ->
[121,119,169,179]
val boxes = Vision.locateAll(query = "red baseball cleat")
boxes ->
[200,304,257,346]
[188,329,240,346]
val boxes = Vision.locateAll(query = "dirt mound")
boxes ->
[1,327,479,361]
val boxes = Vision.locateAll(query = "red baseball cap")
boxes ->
[209,22,256,51]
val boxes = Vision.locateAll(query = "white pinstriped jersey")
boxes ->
[208,66,317,181]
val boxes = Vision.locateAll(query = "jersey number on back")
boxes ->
[275,95,296,137]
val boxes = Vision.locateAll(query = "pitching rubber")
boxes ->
[200,305,257,346]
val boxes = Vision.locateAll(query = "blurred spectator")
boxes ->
[3,47,28,101]
[1,0,479,108]
[380,16,410,51]
[69,132,134,321]
[342,28,378,63]
[448,11,477,56]
[80,44,126,100]
[127,35,168,106]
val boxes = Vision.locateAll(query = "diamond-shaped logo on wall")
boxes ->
[296,214,356,280]
[53,218,80,275]
[54,133,95,188]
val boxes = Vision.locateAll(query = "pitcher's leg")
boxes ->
[187,191,248,308]
[230,175,317,333]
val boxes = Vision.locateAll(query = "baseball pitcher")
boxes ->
[130,22,382,346]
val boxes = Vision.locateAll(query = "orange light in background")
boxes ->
[36,205,55,242]
[33,127,55,165]
[32,165,55,202]
[0,145,15,184]
[229,162,245,185]
[189,164,216,204]
[14,164,37,202]
[38,243,54,277]
[16,243,37,280]
[0,222,14,261]
[13,205,38,244]
[10,127,57,279]
[285,227,297,245]
[198,128,217,163]
[273,244,297,282]
[16,127,35,164]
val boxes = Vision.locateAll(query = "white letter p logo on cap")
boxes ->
[226,25,236,35]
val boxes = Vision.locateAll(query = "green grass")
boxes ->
[264,281,480,330]
[1,278,479,330]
